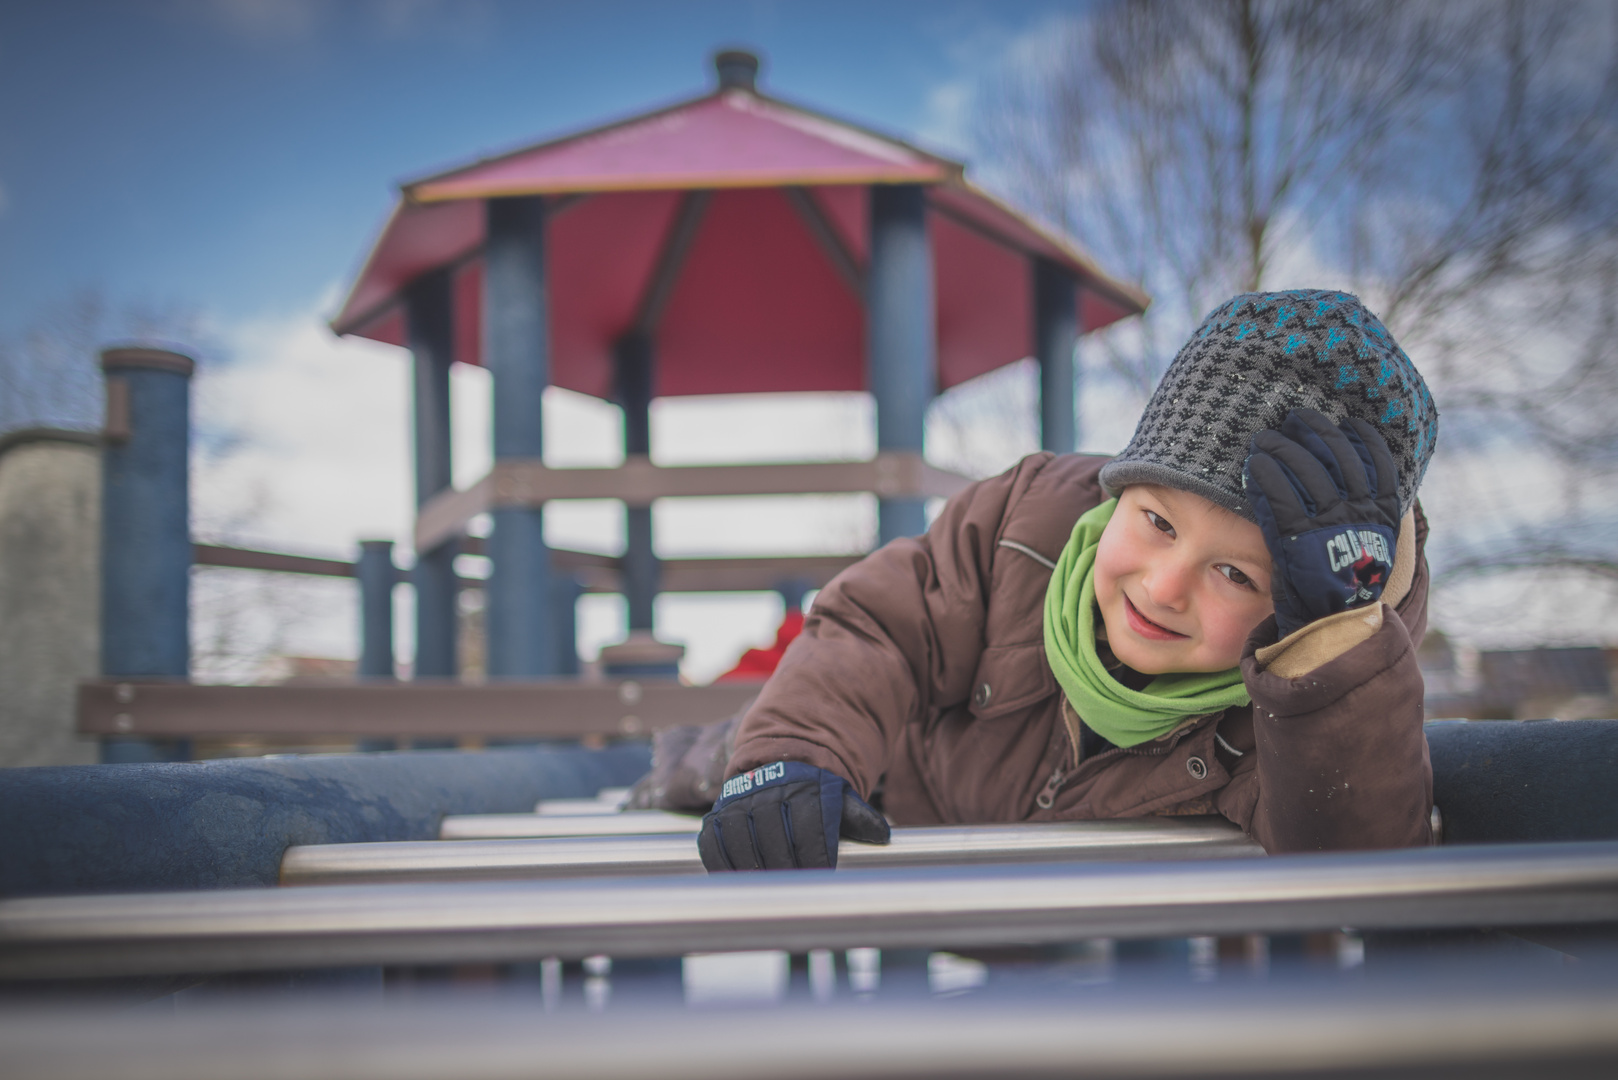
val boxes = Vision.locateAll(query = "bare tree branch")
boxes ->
[970,0,1618,597]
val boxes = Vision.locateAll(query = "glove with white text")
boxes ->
[1243,407,1401,639]
[697,761,890,871]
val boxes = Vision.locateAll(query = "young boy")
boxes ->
[695,290,1439,870]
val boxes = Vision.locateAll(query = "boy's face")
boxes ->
[1093,485,1275,674]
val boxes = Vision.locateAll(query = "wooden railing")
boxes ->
[78,679,758,740]
[414,451,973,552]
[194,542,861,595]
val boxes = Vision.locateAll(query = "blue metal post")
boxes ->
[356,541,396,679]
[775,578,810,615]
[614,333,658,632]
[99,347,194,764]
[1034,257,1078,455]
[553,574,582,677]
[355,540,398,751]
[407,270,458,679]
[867,184,937,544]
[484,195,556,678]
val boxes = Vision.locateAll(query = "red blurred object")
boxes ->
[331,77,1147,398]
[715,609,806,684]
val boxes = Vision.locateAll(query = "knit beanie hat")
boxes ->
[1099,290,1438,522]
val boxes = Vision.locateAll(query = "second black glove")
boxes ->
[697,761,890,871]
[1243,407,1401,638]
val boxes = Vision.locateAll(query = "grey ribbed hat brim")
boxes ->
[1099,459,1257,523]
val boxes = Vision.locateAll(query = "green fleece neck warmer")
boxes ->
[1041,499,1251,749]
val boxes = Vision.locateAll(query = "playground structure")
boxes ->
[329,47,1145,682]
[67,50,1147,755]
[5,52,1618,1079]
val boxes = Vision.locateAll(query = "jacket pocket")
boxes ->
[966,642,1057,720]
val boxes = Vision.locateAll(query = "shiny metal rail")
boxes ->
[441,810,701,839]
[8,983,1618,1080]
[533,787,629,815]
[6,842,1618,980]
[293,819,1263,884]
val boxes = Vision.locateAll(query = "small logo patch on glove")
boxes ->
[1324,527,1392,601]
[719,761,789,802]
[1282,522,1396,617]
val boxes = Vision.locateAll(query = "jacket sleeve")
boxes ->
[725,455,1056,798]
[1238,505,1433,853]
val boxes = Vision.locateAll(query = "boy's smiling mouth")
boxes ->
[1122,593,1190,641]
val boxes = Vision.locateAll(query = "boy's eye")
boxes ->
[1145,511,1175,538]
[1218,565,1255,589]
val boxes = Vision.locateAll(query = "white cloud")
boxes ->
[193,294,414,554]
[916,7,1079,165]
[917,78,974,158]
[184,0,325,41]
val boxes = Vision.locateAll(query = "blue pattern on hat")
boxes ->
[1100,289,1439,521]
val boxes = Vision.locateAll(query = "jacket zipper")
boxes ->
[1035,763,1067,809]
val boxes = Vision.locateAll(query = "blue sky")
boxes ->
[0,0,1085,337]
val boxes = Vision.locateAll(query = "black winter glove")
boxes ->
[697,761,890,871]
[1243,407,1401,639]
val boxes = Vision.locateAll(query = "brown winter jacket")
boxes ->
[727,452,1433,854]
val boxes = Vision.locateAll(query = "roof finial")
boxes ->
[713,49,760,92]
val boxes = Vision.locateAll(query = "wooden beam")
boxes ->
[659,553,858,593]
[415,453,971,552]
[194,540,858,597]
[413,474,492,554]
[77,680,760,740]
[471,551,858,595]
[482,452,974,503]
[633,190,711,336]
[193,544,355,579]
[783,187,864,298]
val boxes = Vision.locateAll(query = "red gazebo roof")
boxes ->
[332,72,1147,400]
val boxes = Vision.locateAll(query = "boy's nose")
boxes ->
[1141,557,1194,610]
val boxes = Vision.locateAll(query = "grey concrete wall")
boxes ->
[0,430,101,766]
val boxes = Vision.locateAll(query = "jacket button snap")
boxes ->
[973,683,992,708]
[1186,756,1208,781]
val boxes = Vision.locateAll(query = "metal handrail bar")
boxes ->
[299,820,1260,881]
[533,787,631,814]
[6,841,1618,980]
[7,987,1618,1080]
[440,810,701,839]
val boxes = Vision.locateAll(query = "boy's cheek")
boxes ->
[1089,562,1133,655]
[1091,528,1132,601]
[1200,600,1273,665]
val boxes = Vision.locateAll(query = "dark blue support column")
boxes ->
[407,270,458,680]
[356,541,396,679]
[867,184,937,544]
[1034,258,1078,455]
[553,574,582,677]
[484,196,556,678]
[356,540,398,752]
[99,347,194,764]
[614,333,659,632]
[775,578,810,615]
